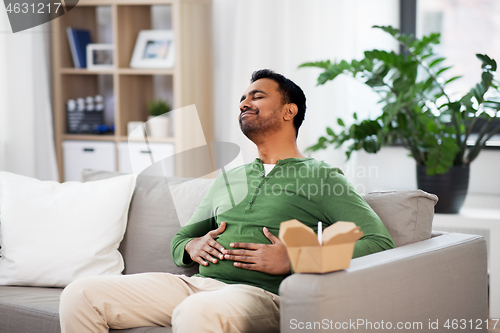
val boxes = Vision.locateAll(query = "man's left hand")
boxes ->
[223,227,291,275]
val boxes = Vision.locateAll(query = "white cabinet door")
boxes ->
[62,141,116,181]
[118,142,175,176]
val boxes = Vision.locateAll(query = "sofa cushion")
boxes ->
[0,172,136,287]
[0,286,61,333]
[82,169,213,276]
[362,190,438,247]
[0,286,171,333]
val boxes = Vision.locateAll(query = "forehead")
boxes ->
[243,78,280,96]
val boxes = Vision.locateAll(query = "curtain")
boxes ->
[212,0,399,188]
[0,9,58,180]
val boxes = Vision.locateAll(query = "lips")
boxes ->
[240,111,257,120]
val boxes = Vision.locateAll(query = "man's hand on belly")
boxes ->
[222,227,291,275]
[185,222,226,266]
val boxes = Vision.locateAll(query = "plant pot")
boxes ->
[146,115,170,138]
[416,164,470,214]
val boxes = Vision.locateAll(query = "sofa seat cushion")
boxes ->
[362,190,438,247]
[0,286,172,333]
[0,286,61,333]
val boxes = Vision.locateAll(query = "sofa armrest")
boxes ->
[279,233,488,332]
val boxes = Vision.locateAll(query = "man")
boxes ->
[59,69,395,333]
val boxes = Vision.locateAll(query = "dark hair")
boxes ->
[250,69,306,137]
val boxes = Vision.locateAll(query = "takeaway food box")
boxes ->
[279,219,363,273]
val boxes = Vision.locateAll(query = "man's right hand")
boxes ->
[185,221,227,266]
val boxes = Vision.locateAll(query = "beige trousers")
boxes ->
[59,273,280,333]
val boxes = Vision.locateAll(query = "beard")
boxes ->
[239,108,282,141]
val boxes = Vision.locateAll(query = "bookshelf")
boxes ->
[52,0,213,181]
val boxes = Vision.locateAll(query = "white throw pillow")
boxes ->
[0,172,136,287]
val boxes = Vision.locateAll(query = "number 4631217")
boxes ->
[6,2,62,14]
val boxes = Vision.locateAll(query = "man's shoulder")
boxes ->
[301,158,345,176]
[210,164,248,182]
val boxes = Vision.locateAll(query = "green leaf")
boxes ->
[353,112,358,120]
[476,54,497,71]
[326,127,334,136]
[436,66,452,76]
[317,71,336,85]
[422,77,434,91]
[373,25,399,37]
[429,57,446,68]
[338,60,350,70]
[365,77,385,87]
[362,138,379,153]
[426,121,439,133]
[396,113,408,130]
[445,76,462,85]
[298,60,331,69]
[375,64,390,78]
[482,71,493,88]
[337,118,345,127]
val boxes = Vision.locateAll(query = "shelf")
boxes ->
[118,68,174,75]
[60,68,115,75]
[62,134,177,144]
[59,68,175,75]
[63,134,116,141]
[119,136,177,143]
[77,0,175,5]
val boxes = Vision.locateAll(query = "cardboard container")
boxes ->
[279,219,363,273]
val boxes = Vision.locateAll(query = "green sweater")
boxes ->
[171,157,395,295]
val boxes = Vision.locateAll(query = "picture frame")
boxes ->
[130,30,175,69]
[86,44,114,70]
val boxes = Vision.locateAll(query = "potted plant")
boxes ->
[300,26,500,213]
[147,98,172,138]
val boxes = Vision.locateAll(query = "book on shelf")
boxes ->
[66,27,92,68]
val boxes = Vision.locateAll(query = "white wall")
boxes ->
[212,0,400,164]
[346,146,500,196]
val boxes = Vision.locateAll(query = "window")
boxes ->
[416,0,500,146]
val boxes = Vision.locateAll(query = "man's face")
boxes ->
[239,78,285,140]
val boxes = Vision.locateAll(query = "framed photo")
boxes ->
[130,30,175,69]
[86,44,114,70]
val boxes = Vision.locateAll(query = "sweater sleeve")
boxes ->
[322,168,396,258]
[170,181,218,268]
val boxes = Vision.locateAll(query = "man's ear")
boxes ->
[283,104,298,121]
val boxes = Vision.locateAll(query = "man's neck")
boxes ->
[254,131,305,164]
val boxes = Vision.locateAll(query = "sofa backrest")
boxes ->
[82,170,438,275]
[82,169,213,276]
[362,190,438,247]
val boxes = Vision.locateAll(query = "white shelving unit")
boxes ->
[52,0,214,181]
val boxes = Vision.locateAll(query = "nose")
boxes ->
[239,96,251,113]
